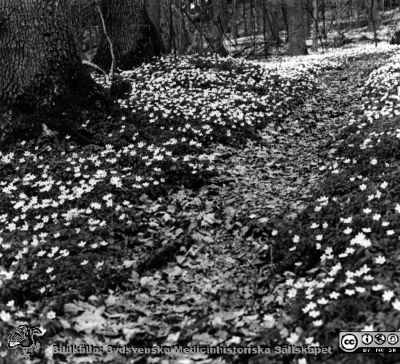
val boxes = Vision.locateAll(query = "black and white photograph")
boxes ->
[1,0,400,363]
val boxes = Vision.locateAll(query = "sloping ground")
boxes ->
[0,50,328,364]
[255,49,400,364]
[104,47,393,364]
[345,8,400,44]
[0,54,322,306]
[0,44,399,364]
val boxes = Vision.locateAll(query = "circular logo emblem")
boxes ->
[362,334,373,345]
[374,334,386,345]
[388,334,399,345]
[341,334,358,351]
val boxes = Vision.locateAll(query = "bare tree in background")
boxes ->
[231,0,239,41]
[320,0,326,39]
[368,0,379,46]
[336,0,342,39]
[212,0,229,55]
[312,0,319,50]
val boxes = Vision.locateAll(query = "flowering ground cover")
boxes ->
[1,44,400,363]
[0,55,321,303]
[258,47,400,363]
[0,53,322,361]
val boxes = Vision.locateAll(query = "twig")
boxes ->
[95,0,116,77]
[82,60,109,82]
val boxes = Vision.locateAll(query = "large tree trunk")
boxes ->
[93,0,163,71]
[0,0,108,146]
[146,0,161,34]
[286,0,308,55]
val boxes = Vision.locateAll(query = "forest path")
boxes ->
[114,53,384,364]
[50,51,390,364]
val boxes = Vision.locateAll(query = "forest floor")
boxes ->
[2,43,400,364]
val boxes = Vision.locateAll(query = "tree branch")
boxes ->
[82,60,108,79]
[95,0,116,77]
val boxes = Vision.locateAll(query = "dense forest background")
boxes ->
[2,0,398,147]
[79,0,400,61]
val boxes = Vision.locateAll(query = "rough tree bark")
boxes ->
[93,0,163,71]
[0,0,108,146]
[146,0,161,34]
[286,0,308,55]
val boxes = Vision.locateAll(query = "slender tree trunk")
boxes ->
[243,0,248,36]
[232,0,238,41]
[257,0,263,34]
[176,0,192,54]
[282,2,290,42]
[303,0,311,36]
[367,0,380,31]
[312,0,319,50]
[263,0,268,56]
[93,0,163,70]
[211,0,228,55]
[250,0,256,47]
[265,5,280,47]
[336,0,341,38]
[169,0,176,56]
[0,0,108,146]
[368,0,379,46]
[348,0,352,18]
[272,8,282,47]
[286,0,308,55]
[321,0,327,39]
